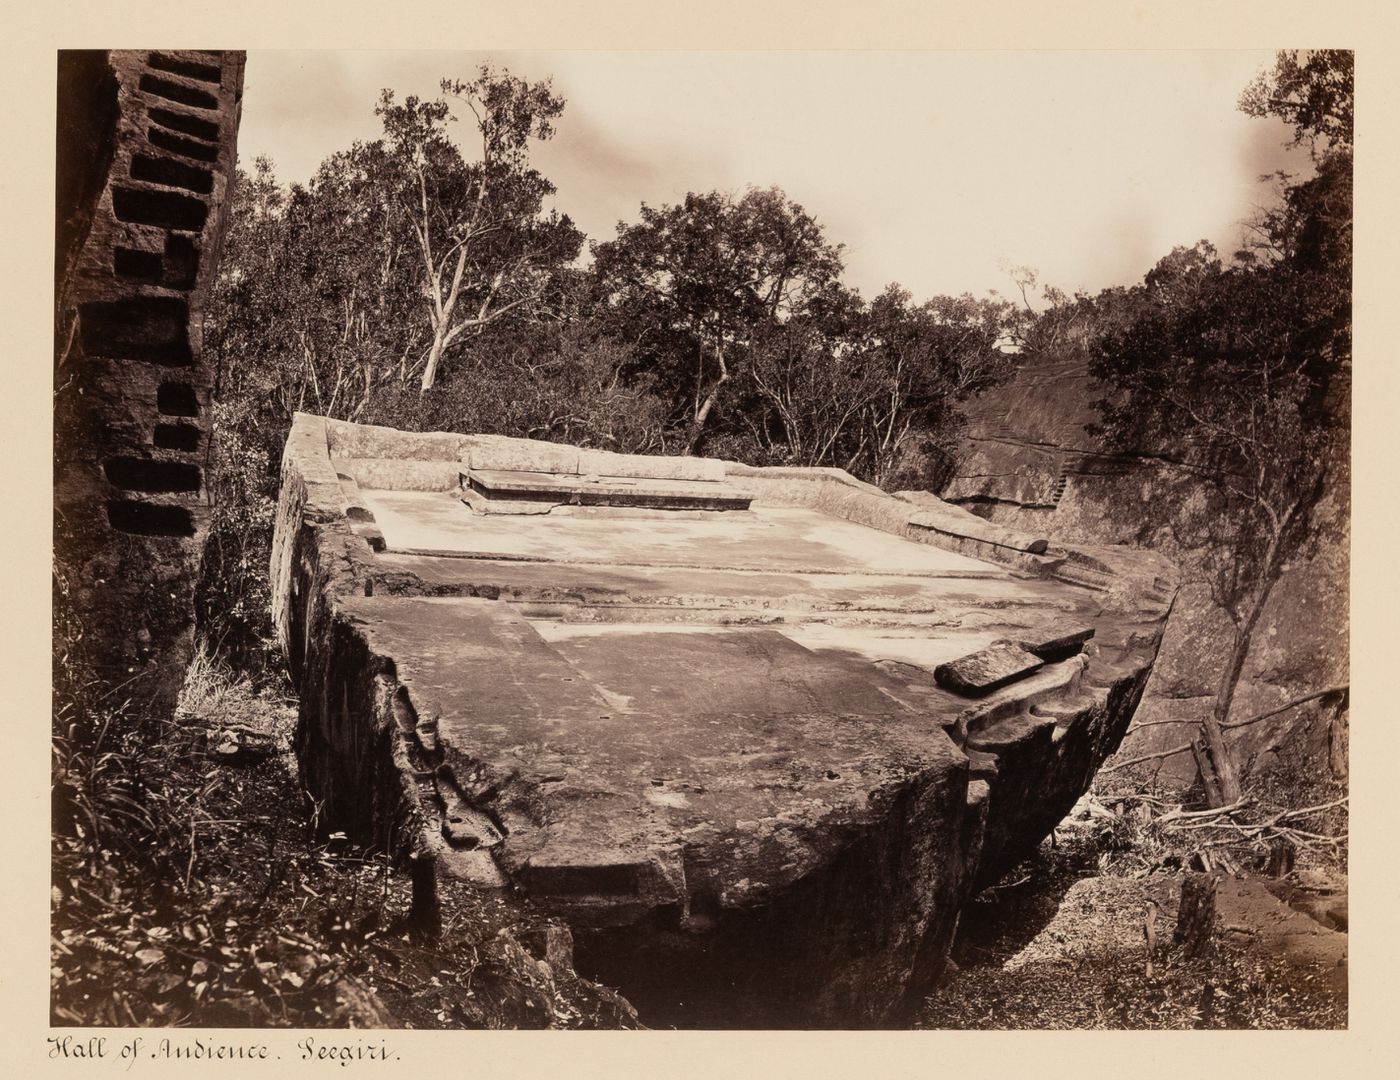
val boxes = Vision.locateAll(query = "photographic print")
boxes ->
[51,44,1350,1035]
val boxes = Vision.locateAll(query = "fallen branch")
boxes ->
[1221,685,1349,731]
[1276,826,1348,845]
[1157,796,1253,824]
[1100,792,1175,806]
[1166,819,1262,833]
[1101,742,1194,773]
[1277,796,1349,821]
[984,874,1032,893]
[1125,717,1200,730]
[1105,685,1349,774]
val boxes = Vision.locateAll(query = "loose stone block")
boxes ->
[578,447,726,483]
[934,642,1045,696]
[464,434,581,475]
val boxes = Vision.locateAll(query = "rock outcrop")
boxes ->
[940,353,1349,784]
[54,50,246,718]
[272,414,1177,1027]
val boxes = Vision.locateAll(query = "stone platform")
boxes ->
[271,414,1177,1027]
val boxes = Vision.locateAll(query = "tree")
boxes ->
[742,284,879,469]
[857,288,1021,486]
[1086,51,1351,805]
[591,187,844,453]
[1239,49,1353,153]
[377,68,584,390]
[735,282,1022,485]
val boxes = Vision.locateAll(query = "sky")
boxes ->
[237,50,1306,305]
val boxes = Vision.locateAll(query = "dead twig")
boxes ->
[1157,796,1254,824]
[1101,743,1195,773]
[984,874,1032,894]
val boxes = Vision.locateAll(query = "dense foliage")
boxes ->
[1069,50,1352,804]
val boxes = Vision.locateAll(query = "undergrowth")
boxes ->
[53,641,1346,1031]
[920,793,1347,1030]
[50,650,638,1029]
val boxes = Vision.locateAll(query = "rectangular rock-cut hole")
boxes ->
[146,53,223,85]
[523,863,641,898]
[391,686,417,734]
[113,247,163,282]
[130,153,214,195]
[163,234,199,290]
[106,499,194,537]
[157,381,200,416]
[111,186,208,231]
[104,456,202,493]
[138,73,218,111]
[79,297,192,366]
[153,423,202,452]
[147,127,220,163]
[148,106,220,142]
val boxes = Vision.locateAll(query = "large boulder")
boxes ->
[271,414,1177,1027]
[939,352,1348,785]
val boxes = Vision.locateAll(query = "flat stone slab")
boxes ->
[933,642,1045,696]
[341,595,961,908]
[362,490,1009,577]
[272,415,1178,1026]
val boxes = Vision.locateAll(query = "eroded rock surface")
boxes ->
[938,352,1348,783]
[272,415,1176,1026]
[54,50,246,718]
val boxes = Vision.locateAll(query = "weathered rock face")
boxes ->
[940,353,1349,784]
[54,50,246,718]
[272,414,1176,1027]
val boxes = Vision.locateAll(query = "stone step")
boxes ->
[465,468,753,512]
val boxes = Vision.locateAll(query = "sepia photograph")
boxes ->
[49,34,1355,1042]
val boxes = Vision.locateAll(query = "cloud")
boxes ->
[237,49,1310,301]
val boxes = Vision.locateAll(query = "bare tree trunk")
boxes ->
[685,344,728,456]
[1174,872,1219,958]
[1196,618,1257,806]
[421,332,446,392]
[1194,514,1293,807]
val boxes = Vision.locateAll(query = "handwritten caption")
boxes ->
[48,1035,399,1069]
